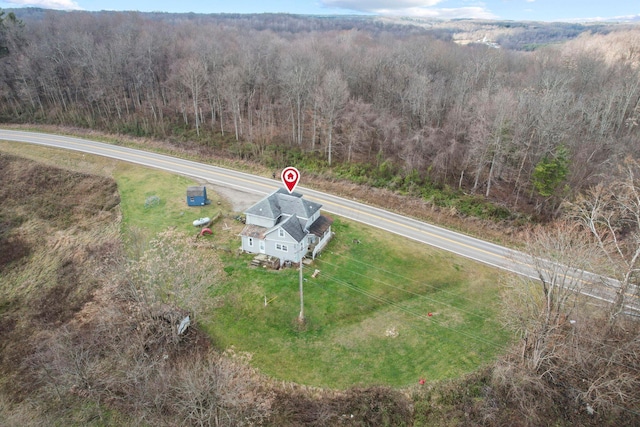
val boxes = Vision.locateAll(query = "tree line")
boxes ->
[1,10,639,216]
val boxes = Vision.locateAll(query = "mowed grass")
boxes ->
[1,141,512,389]
[207,219,512,389]
[114,163,224,248]
[110,161,512,388]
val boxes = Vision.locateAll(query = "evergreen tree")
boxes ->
[0,9,20,58]
[532,145,569,198]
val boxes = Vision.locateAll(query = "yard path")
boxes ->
[1,128,638,313]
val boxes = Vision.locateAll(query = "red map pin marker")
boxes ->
[281,167,300,193]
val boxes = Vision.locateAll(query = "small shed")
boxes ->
[186,186,208,206]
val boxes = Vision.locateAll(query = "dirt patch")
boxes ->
[330,310,413,349]
[270,385,412,426]
[0,234,31,272]
[33,272,96,327]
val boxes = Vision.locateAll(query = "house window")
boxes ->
[248,237,253,247]
[278,228,285,238]
[190,197,195,203]
[276,243,288,252]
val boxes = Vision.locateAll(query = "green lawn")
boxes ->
[110,164,511,389]
[114,163,225,252]
[206,219,511,388]
[4,142,510,390]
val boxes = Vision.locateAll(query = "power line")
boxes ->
[315,250,640,370]
[315,255,504,326]
[324,248,507,313]
[302,264,506,351]
[302,259,640,376]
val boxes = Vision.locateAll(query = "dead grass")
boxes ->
[0,152,276,425]
[0,138,538,426]
[0,154,122,398]
[0,138,119,177]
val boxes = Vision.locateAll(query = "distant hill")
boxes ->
[6,7,635,50]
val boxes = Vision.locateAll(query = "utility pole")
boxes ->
[298,243,305,322]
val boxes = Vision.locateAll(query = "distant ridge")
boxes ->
[6,7,634,50]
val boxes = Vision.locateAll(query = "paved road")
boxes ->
[1,129,637,311]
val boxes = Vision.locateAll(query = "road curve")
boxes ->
[0,130,524,270]
[0,129,637,311]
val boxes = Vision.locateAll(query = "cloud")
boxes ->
[320,1,496,19]
[4,0,82,10]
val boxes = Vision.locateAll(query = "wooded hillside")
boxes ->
[2,11,640,423]
[0,10,639,218]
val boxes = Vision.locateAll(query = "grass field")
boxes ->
[113,163,226,255]
[0,141,512,389]
[207,218,511,388]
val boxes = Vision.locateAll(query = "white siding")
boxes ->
[303,211,320,229]
[312,226,333,259]
[264,227,303,262]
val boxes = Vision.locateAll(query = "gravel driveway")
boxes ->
[210,183,264,212]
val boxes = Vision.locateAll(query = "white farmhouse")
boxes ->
[240,188,333,265]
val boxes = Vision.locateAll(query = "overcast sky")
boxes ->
[1,0,638,22]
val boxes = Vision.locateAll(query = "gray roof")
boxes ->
[280,214,307,243]
[187,186,206,197]
[245,188,321,220]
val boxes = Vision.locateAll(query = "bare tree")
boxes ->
[340,99,378,163]
[502,221,598,372]
[220,65,244,141]
[468,87,516,198]
[169,351,274,427]
[125,228,214,324]
[178,57,207,137]
[570,157,640,324]
[317,69,348,166]
[2,12,640,214]
[279,49,320,146]
[500,169,640,419]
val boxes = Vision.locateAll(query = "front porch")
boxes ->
[307,215,334,259]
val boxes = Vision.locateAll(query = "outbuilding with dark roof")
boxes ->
[186,186,209,206]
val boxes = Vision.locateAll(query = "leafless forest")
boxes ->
[1,10,639,217]
[2,10,640,426]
